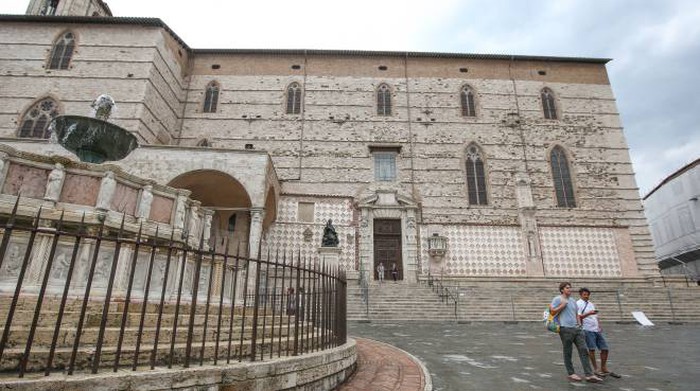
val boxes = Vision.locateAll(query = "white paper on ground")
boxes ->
[631,311,654,326]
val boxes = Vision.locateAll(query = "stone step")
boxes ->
[0,332,326,374]
[4,308,281,328]
[0,319,311,350]
[346,282,700,322]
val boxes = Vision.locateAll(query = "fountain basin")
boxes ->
[50,115,138,163]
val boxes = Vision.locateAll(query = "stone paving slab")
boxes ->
[337,337,430,391]
[349,321,700,391]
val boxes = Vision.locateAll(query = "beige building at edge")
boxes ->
[0,0,659,285]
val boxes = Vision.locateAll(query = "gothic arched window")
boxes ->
[47,31,75,70]
[203,81,219,113]
[465,144,488,205]
[286,82,302,114]
[461,85,476,117]
[541,88,557,119]
[377,84,392,116]
[550,146,576,207]
[18,98,60,139]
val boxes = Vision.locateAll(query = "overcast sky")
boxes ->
[3,0,699,196]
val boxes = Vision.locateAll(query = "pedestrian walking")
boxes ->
[577,287,621,379]
[376,262,385,283]
[550,282,603,383]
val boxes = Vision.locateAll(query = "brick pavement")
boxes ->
[337,337,428,391]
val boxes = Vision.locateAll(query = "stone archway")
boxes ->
[168,170,253,255]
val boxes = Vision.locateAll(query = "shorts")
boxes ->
[584,330,609,351]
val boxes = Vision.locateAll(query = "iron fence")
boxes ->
[0,201,346,377]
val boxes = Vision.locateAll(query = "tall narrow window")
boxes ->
[286,82,302,114]
[18,98,60,139]
[461,85,476,117]
[550,146,576,207]
[377,84,392,116]
[374,151,396,181]
[541,88,557,119]
[203,81,219,113]
[47,31,74,70]
[465,144,488,205]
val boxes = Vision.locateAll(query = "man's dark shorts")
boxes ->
[584,330,609,351]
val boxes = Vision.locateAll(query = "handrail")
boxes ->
[426,272,458,320]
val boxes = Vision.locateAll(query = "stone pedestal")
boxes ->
[317,246,342,270]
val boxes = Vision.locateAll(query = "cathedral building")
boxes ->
[0,0,659,285]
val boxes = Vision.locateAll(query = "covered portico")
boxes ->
[120,145,281,258]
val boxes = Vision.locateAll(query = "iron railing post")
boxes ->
[0,207,43,368]
[151,229,176,369]
[250,257,262,360]
[92,215,127,374]
[293,251,301,356]
[68,219,105,375]
[46,214,86,375]
[184,232,206,368]
[20,211,64,377]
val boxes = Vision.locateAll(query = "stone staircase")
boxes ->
[347,278,700,323]
[347,282,457,322]
[0,295,326,374]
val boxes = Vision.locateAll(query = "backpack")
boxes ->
[543,308,560,333]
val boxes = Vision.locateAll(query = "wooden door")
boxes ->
[373,219,402,280]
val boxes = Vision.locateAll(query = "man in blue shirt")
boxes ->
[550,282,603,383]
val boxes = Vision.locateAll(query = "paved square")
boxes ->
[349,322,699,390]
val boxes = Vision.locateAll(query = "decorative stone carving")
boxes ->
[90,94,116,121]
[428,233,448,259]
[174,191,189,230]
[0,152,8,189]
[321,219,339,247]
[0,243,24,281]
[202,209,214,250]
[188,201,201,242]
[303,227,313,242]
[137,185,153,221]
[96,171,116,211]
[515,172,534,209]
[44,162,65,202]
[503,112,521,127]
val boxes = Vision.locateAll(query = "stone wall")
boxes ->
[263,196,356,270]
[0,339,356,391]
[0,18,658,278]
[0,22,179,144]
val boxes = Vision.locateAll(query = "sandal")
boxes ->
[599,370,621,378]
[586,375,604,383]
[567,374,583,382]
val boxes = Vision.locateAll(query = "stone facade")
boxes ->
[0,6,659,283]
